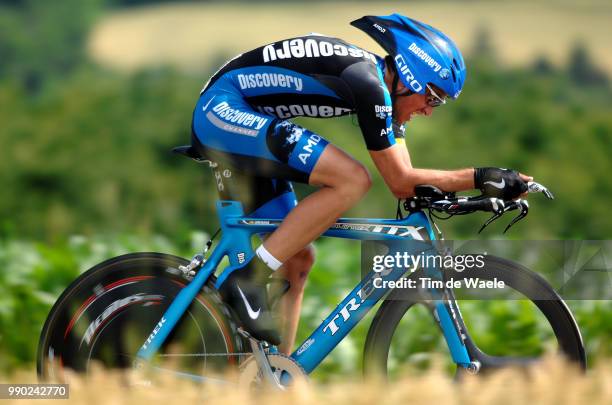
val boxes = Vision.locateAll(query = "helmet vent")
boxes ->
[451,67,457,82]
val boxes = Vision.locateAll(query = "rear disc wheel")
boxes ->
[37,253,244,382]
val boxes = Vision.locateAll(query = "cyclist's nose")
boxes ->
[422,106,433,116]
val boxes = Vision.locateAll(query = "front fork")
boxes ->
[421,239,481,372]
[430,289,481,373]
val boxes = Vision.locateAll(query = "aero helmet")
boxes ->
[351,14,466,99]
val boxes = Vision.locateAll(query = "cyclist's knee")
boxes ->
[350,164,373,195]
[309,144,371,207]
[335,162,372,203]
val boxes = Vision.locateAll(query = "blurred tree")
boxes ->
[471,24,497,63]
[0,0,103,93]
[465,25,500,89]
[532,54,555,76]
[567,41,608,87]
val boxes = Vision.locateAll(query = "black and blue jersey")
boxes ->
[191,34,397,217]
[199,34,397,151]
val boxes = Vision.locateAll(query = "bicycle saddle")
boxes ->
[172,145,204,160]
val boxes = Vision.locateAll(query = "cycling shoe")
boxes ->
[218,260,281,345]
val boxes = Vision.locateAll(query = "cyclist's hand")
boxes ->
[474,167,532,200]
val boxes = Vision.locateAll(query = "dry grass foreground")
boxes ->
[3,357,611,405]
[88,0,612,75]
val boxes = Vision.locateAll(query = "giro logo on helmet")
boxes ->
[394,54,423,92]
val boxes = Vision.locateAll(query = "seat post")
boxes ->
[210,163,236,201]
[171,143,239,202]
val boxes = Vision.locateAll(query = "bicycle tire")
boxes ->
[37,252,244,381]
[363,255,586,377]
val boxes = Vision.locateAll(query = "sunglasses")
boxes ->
[425,84,448,107]
[394,84,448,108]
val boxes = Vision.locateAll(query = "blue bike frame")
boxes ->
[136,200,473,373]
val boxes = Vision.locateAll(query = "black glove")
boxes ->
[474,167,528,200]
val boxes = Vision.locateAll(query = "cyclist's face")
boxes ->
[394,87,433,123]
[384,67,435,123]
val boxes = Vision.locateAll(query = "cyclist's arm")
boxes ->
[369,141,475,198]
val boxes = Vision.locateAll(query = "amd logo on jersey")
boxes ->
[298,134,322,165]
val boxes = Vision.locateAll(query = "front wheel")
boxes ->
[363,255,586,378]
[37,253,244,381]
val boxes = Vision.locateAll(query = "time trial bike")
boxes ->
[37,145,586,387]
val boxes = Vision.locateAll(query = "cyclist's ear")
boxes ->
[384,55,396,73]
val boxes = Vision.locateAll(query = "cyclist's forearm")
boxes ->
[395,144,474,193]
[370,143,475,198]
[398,167,475,196]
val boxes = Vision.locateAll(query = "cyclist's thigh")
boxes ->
[192,91,330,184]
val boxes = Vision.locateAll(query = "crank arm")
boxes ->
[503,200,529,233]
[238,328,285,390]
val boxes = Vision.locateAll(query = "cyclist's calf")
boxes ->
[281,245,316,288]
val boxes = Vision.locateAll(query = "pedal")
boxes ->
[238,328,285,390]
[237,327,253,340]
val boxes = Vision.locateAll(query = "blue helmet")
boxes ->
[351,14,466,99]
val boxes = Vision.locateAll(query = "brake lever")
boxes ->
[503,199,530,233]
[477,198,505,234]
[527,181,554,199]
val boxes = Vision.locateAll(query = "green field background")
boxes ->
[0,0,611,377]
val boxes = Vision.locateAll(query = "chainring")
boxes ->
[239,353,308,389]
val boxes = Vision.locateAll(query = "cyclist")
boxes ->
[191,14,532,352]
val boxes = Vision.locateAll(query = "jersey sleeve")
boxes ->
[340,61,396,151]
